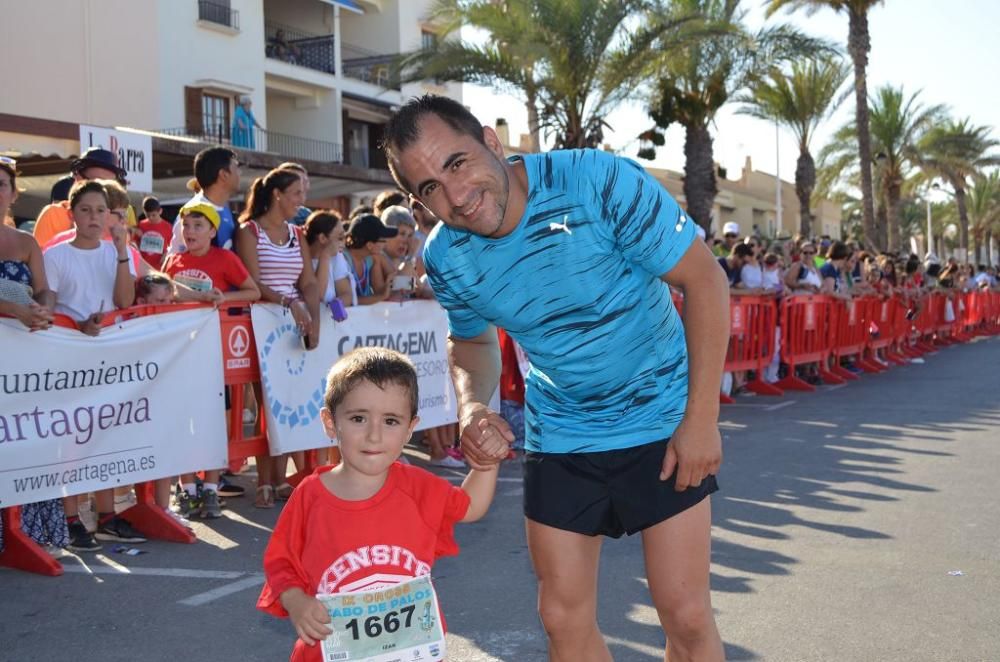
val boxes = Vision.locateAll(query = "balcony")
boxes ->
[265,21,336,76]
[342,43,399,90]
[158,126,342,164]
[198,1,239,30]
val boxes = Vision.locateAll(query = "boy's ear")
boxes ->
[320,407,337,440]
[407,415,420,438]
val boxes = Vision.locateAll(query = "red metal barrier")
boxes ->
[868,297,909,366]
[773,294,844,391]
[829,297,882,379]
[721,295,783,403]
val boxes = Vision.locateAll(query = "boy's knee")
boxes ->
[657,596,714,643]
[537,592,595,639]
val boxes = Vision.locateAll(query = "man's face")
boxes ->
[395,115,510,238]
[80,166,118,181]
[221,158,241,195]
[724,233,738,247]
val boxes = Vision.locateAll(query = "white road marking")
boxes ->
[823,383,848,392]
[177,574,266,606]
[765,400,798,412]
[61,565,247,579]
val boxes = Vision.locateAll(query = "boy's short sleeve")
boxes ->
[423,235,489,339]
[586,151,696,277]
[43,248,62,295]
[257,482,313,618]
[403,466,471,561]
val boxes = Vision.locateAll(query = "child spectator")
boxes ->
[137,196,172,268]
[257,347,504,662]
[343,213,396,305]
[164,200,261,518]
[135,271,174,305]
[381,205,419,299]
[42,180,142,551]
[304,210,354,308]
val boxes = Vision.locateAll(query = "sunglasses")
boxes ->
[724,233,738,239]
[801,250,816,255]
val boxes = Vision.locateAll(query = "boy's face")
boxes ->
[70,191,109,241]
[146,208,162,222]
[320,379,418,477]
[182,214,217,253]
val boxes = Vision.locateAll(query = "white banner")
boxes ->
[252,301,460,455]
[79,124,153,192]
[0,308,227,507]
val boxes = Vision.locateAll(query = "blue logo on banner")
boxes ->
[259,321,325,429]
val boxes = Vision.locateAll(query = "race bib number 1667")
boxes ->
[318,575,446,662]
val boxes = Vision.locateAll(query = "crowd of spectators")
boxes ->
[705,220,999,394]
[0,145,498,554]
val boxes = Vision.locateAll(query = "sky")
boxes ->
[462,0,1000,188]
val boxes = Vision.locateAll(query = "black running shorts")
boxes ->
[523,438,718,538]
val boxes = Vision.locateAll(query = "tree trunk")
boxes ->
[887,178,903,253]
[683,123,718,233]
[954,184,970,261]
[986,228,994,267]
[794,148,814,238]
[525,89,541,153]
[972,232,981,265]
[875,199,888,251]
[848,8,878,251]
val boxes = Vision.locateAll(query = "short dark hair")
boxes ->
[373,189,408,215]
[827,241,850,261]
[142,196,161,213]
[382,94,486,193]
[194,147,237,189]
[68,180,109,210]
[349,204,373,220]
[324,347,419,418]
[137,272,172,299]
[732,243,754,258]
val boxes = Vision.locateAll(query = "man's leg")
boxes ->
[640,498,723,662]
[525,518,611,662]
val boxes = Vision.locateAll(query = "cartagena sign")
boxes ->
[0,308,226,507]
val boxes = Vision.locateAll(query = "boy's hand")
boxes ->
[282,589,332,647]
[110,224,128,254]
[79,312,104,337]
[201,288,225,305]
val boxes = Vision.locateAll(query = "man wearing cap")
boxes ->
[167,147,241,255]
[712,221,741,257]
[343,213,398,304]
[33,147,128,246]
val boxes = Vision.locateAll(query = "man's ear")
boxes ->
[482,126,506,160]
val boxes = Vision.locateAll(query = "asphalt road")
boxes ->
[2,336,998,661]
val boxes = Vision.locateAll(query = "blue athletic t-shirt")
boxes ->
[423,149,696,454]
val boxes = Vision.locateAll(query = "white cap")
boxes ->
[722,221,740,236]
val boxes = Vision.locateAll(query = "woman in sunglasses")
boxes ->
[783,241,823,294]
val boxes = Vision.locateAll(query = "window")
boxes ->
[421,29,438,51]
[198,0,239,30]
[202,94,231,140]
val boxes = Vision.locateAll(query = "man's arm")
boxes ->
[448,329,514,469]
[661,239,730,491]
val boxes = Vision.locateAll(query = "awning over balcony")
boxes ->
[319,0,364,14]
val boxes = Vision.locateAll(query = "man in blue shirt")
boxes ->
[168,147,241,254]
[383,95,729,662]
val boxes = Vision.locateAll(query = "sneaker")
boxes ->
[217,477,245,498]
[176,491,201,518]
[65,520,102,552]
[95,517,147,543]
[162,507,193,530]
[430,455,465,469]
[200,490,223,519]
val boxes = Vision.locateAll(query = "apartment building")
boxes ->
[1,0,458,220]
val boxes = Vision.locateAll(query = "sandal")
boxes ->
[254,485,275,509]
[275,482,294,501]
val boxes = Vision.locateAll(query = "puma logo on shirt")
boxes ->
[549,216,572,235]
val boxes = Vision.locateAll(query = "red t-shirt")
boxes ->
[257,463,470,662]
[162,247,250,293]
[137,220,173,268]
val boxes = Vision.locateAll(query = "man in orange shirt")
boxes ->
[33,147,128,246]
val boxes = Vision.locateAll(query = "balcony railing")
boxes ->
[264,21,336,75]
[198,1,239,30]
[159,126,343,164]
[342,42,399,90]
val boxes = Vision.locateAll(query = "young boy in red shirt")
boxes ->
[257,347,507,662]
[163,201,261,517]
[137,196,172,268]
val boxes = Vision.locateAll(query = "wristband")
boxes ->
[118,257,130,264]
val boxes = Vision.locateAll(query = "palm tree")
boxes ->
[735,55,849,237]
[815,85,944,252]
[965,171,1000,265]
[640,0,831,232]
[917,118,1000,261]
[400,0,684,151]
[767,0,886,250]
